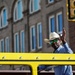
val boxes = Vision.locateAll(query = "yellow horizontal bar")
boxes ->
[0,53,75,75]
[0,53,74,60]
[0,61,75,65]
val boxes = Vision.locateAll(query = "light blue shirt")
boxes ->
[54,43,73,54]
[54,43,73,75]
[38,43,73,75]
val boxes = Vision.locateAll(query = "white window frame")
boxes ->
[14,33,19,52]
[3,8,8,27]
[1,39,4,52]
[0,10,3,28]
[0,15,1,29]
[48,0,54,3]
[0,8,8,28]
[49,15,55,34]
[30,25,36,51]
[56,11,62,34]
[29,0,33,14]
[37,22,42,49]
[17,0,23,19]
[13,0,23,22]
[29,0,41,14]
[5,37,9,52]
[20,30,25,52]
[13,2,18,22]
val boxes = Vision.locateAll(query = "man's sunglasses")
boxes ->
[50,39,58,45]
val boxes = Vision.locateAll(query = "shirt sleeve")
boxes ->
[38,65,46,71]
[45,66,56,71]
[63,43,73,54]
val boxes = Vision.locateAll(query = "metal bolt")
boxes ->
[19,56,22,59]
[52,57,55,60]
[36,57,39,60]
[2,56,5,59]
[68,57,71,60]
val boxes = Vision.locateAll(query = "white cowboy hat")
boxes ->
[44,32,60,43]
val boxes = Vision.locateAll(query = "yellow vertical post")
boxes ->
[31,64,38,75]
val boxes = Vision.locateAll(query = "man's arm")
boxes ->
[60,28,73,54]
[63,43,73,54]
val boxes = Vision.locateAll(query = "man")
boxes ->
[39,28,73,75]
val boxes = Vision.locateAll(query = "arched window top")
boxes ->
[0,7,8,29]
[29,0,41,14]
[13,0,23,22]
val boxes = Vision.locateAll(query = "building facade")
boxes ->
[0,0,75,71]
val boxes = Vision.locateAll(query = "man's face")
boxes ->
[50,38,61,49]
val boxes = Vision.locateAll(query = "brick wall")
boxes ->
[69,21,75,53]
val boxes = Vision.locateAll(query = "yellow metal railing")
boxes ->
[0,53,75,75]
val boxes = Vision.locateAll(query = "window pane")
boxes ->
[49,16,55,32]
[14,34,19,52]
[58,14,63,32]
[34,0,38,10]
[14,7,17,20]
[1,16,3,27]
[1,39,4,52]
[30,0,33,13]
[31,27,36,50]
[18,0,23,19]
[5,37,9,52]
[38,24,42,48]
[16,34,19,52]
[3,9,7,26]
[20,31,25,52]
[34,0,40,11]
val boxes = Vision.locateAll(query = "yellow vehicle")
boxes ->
[0,53,75,75]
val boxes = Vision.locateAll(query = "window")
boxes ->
[0,39,4,52]
[29,0,40,14]
[30,26,36,51]
[0,8,8,29]
[14,33,19,52]
[20,30,25,52]
[56,12,63,34]
[14,0,23,21]
[5,37,9,52]
[49,15,55,34]
[0,12,3,29]
[48,0,54,3]
[48,11,63,38]
[3,9,7,26]
[30,23,43,51]
[37,23,42,49]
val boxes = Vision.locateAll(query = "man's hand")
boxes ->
[60,28,66,44]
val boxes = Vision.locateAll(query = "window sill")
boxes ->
[13,18,23,25]
[0,25,8,30]
[46,0,62,8]
[46,2,55,8]
[29,10,41,17]
[30,48,42,53]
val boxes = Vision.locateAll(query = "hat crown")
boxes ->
[49,32,60,40]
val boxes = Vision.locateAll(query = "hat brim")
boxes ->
[44,39,50,44]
